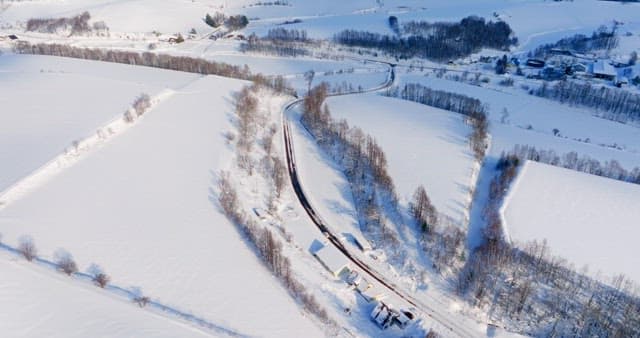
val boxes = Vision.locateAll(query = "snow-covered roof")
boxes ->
[313,244,350,277]
[591,60,616,76]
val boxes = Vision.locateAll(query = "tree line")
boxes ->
[13,42,294,94]
[533,79,640,124]
[241,29,312,57]
[383,83,488,160]
[531,26,619,58]
[218,83,337,330]
[506,144,640,184]
[334,16,516,61]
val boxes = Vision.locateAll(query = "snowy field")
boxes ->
[0,254,213,338]
[325,93,477,227]
[0,54,199,194]
[502,161,640,283]
[5,0,638,51]
[0,75,322,337]
[398,74,640,158]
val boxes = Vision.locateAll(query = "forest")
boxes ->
[334,16,516,61]
[13,42,294,95]
[26,11,108,36]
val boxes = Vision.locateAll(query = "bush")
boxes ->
[499,77,514,86]
[54,250,78,276]
[205,12,225,28]
[226,15,249,31]
[18,236,37,261]
[88,264,111,288]
[93,272,110,288]
[133,296,150,307]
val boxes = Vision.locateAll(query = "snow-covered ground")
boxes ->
[0,54,199,194]
[502,160,640,283]
[398,74,640,158]
[325,93,477,227]
[0,253,214,338]
[0,75,322,337]
[1,0,639,335]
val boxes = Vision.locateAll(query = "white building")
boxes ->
[313,244,350,277]
[590,60,616,80]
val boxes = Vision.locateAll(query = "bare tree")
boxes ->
[88,264,110,288]
[54,249,78,276]
[18,236,37,261]
[410,185,438,234]
[304,70,315,94]
[272,156,287,198]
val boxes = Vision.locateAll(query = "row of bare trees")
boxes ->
[13,42,294,95]
[383,83,489,160]
[124,93,152,123]
[534,79,640,124]
[217,173,334,327]
[221,82,337,329]
[458,150,640,336]
[508,144,640,185]
[1,234,112,288]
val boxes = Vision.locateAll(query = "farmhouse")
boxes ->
[590,60,616,80]
[313,244,350,277]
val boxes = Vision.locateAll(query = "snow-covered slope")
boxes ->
[502,160,640,283]
[0,254,213,338]
[0,54,199,194]
[0,75,322,338]
[325,93,477,226]
[398,74,640,158]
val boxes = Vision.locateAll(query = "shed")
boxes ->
[591,60,616,80]
[313,244,350,277]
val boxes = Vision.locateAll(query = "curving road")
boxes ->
[281,62,483,337]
